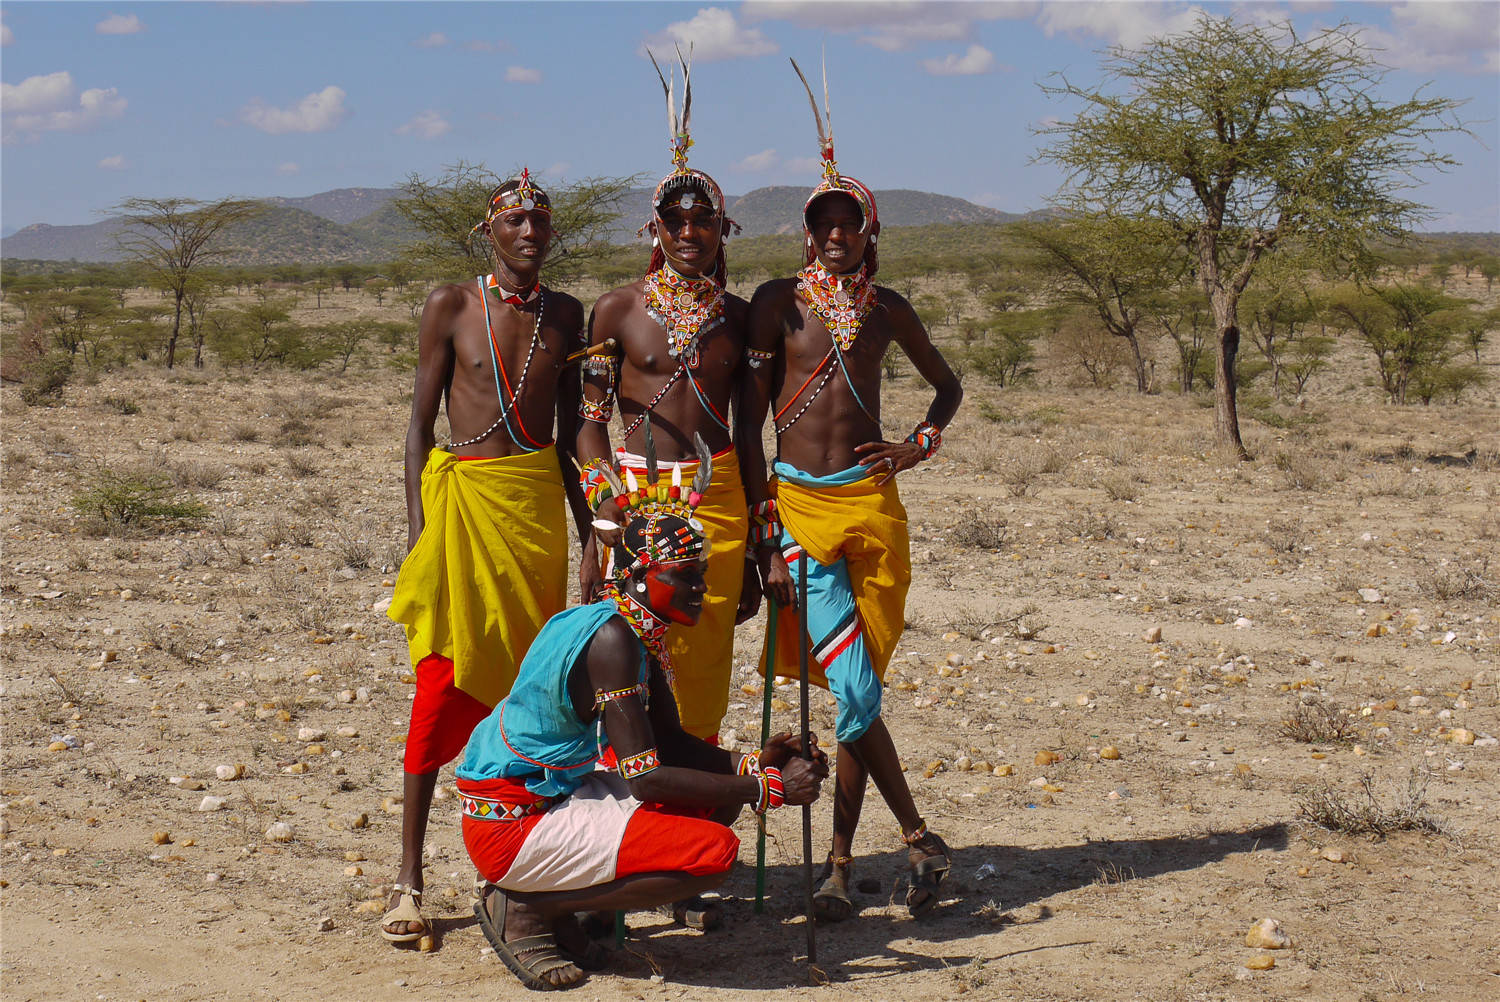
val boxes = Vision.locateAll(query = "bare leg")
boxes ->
[847,718,950,913]
[385,769,438,936]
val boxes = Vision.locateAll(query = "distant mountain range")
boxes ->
[1,185,1022,264]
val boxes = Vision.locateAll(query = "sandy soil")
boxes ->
[2,284,1498,1001]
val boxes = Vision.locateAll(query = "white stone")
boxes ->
[265,822,294,842]
[1357,588,1382,603]
[198,795,227,812]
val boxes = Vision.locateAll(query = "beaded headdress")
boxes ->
[640,46,739,280]
[472,168,551,239]
[791,57,879,275]
[593,418,711,580]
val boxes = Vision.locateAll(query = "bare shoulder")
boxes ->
[874,283,915,314]
[425,281,476,312]
[594,280,645,317]
[724,290,751,324]
[542,288,586,330]
[582,614,643,680]
[749,276,799,308]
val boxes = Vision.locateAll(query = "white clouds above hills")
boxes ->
[2,71,127,142]
[923,44,999,76]
[1357,1,1500,73]
[241,86,348,135]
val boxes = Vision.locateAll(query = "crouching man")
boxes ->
[455,439,828,990]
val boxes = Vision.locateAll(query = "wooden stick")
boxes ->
[565,338,618,365]
[797,559,816,964]
[755,600,777,914]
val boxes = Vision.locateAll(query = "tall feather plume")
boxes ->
[600,463,625,497]
[642,413,659,486]
[649,49,678,147]
[690,433,713,496]
[677,43,693,139]
[821,49,832,154]
[789,58,827,156]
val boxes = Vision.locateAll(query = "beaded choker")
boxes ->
[796,263,876,351]
[643,265,726,369]
[487,273,540,308]
[608,581,674,688]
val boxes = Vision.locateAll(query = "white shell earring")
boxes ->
[635,581,647,594]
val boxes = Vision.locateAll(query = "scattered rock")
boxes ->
[297,727,327,742]
[1233,617,1253,629]
[1099,745,1121,761]
[1142,626,1162,643]
[1035,750,1060,766]
[265,822,294,843]
[1357,588,1382,603]
[198,796,227,812]
[1245,918,1292,949]
[215,764,244,781]
[1320,847,1347,863]
[1450,728,1476,745]
[1243,953,1276,971]
[992,764,1014,777]
[152,831,172,845]
[418,934,436,953]
[318,917,335,932]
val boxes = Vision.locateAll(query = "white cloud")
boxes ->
[1,72,127,141]
[276,162,300,176]
[241,85,348,134]
[96,13,144,35]
[395,109,451,139]
[785,156,824,175]
[2,21,14,46]
[463,39,512,53]
[735,148,778,171]
[414,32,449,48]
[643,7,778,62]
[742,2,1033,52]
[97,154,127,170]
[1034,2,1205,50]
[1353,2,1500,74]
[505,66,542,84]
[922,44,998,76]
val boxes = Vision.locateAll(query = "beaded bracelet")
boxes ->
[747,498,781,549]
[578,458,617,513]
[763,766,785,809]
[736,750,762,776]
[905,421,942,461]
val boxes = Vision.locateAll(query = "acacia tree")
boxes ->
[1016,215,1181,393]
[1038,15,1463,457]
[113,197,263,369]
[392,161,638,284]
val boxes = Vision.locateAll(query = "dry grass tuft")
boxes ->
[950,511,1009,549]
[1281,698,1358,744]
[1296,767,1449,837]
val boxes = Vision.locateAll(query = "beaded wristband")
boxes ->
[619,747,660,779]
[752,773,771,816]
[736,750,762,776]
[747,498,781,549]
[762,766,785,809]
[905,421,942,461]
[578,458,617,513]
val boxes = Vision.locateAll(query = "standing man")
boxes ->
[577,54,758,775]
[457,447,826,990]
[737,62,964,923]
[382,172,590,944]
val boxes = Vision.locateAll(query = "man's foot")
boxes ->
[474,884,584,991]
[658,895,723,931]
[552,913,610,971]
[812,856,855,923]
[380,883,426,943]
[903,827,952,919]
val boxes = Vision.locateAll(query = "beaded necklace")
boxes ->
[796,263,876,351]
[448,275,547,451]
[643,264,726,369]
[607,581,675,692]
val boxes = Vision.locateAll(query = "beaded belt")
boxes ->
[460,793,554,822]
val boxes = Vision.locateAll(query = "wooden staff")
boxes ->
[755,600,777,914]
[565,338,618,365]
[798,560,816,964]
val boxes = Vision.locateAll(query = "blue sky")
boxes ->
[2,1,1496,236]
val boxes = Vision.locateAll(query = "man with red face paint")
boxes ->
[738,60,964,925]
[382,173,591,945]
[456,443,828,990]
[575,55,759,932]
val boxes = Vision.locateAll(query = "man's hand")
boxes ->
[759,731,829,771]
[760,548,795,608]
[853,439,925,486]
[579,555,606,604]
[735,558,762,624]
[779,749,829,806]
[592,496,624,547]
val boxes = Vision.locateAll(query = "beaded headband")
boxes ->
[597,418,711,578]
[791,57,877,236]
[473,168,551,238]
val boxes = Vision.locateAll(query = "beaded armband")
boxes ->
[736,750,762,776]
[593,680,649,711]
[905,421,942,462]
[752,766,786,816]
[747,498,780,549]
[618,747,660,779]
[579,458,619,514]
[579,353,618,424]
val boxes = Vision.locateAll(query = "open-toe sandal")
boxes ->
[812,857,856,923]
[473,884,582,991]
[380,883,426,944]
[904,829,952,919]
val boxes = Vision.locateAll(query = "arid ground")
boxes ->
[2,278,1498,1001]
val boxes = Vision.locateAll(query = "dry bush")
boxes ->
[1272,449,1323,491]
[950,511,1009,549]
[286,452,319,478]
[1098,470,1141,502]
[229,424,260,443]
[1296,767,1448,837]
[1262,519,1307,555]
[263,515,315,550]
[276,417,315,448]
[1000,443,1065,497]
[1062,509,1118,541]
[997,602,1047,640]
[1420,556,1495,602]
[1280,698,1357,744]
[72,467,207,535]
[101,395,140,415]
[171,459,229,490]
[332,521,378,570]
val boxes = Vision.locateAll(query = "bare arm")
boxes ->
[404,285,465,551]
[737,282,795,607]
[576,300,623,601]
[852,291,964,485]
[553,300,592,548]
[577,620,825,807]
